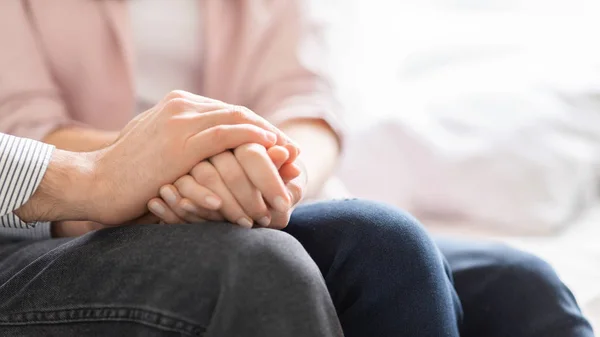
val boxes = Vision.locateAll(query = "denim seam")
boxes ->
[0,307,206,336]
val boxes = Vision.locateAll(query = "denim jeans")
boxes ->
[0,222,342,337]
[437,238,594,337]
[0,199,592,336]
[0,199,461,336]
[286,200,593,337]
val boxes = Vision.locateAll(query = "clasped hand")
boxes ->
[136,91,306,230]
[148,142,305,229]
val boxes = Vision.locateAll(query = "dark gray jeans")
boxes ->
[0,223,342,337]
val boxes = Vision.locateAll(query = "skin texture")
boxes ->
[14,90,296,226]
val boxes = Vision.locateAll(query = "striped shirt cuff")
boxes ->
[0,133,54,231]
[0,221,52,240]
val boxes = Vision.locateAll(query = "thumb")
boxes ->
[186,125,277,163]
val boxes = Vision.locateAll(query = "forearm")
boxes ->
[279,119,340,198]
[14,149,97,223]
[43,127,119,151]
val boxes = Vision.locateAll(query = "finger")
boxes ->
[159,185,189,219]
[191,161,254,228]
[159,90,298,148]
[164,98,292,147]
[267,146,289,169]
[148,198,184,224]
[187,108,288,144]
[186,124,278,162]
[177,199,210,223]
[286,180,305,207]
[160,184,210,223]
[160,90,223,106]
[185,208,225,222]
[172,175,226,221]
[268,208,292,230]
[209,151,271,227]
[174,175,222,211]
[280,163,302,183]
[267,181,303,230]
[234,144,291,213]
[284,143,300,164]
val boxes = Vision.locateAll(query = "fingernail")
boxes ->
[237,217,253,229]
[273,196,289,213]
[204,196,222,209]
[257,216,271,228]
[149,202,165,215]
[181,202,198,213]
[161,188,177,204]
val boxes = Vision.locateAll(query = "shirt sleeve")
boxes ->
[0,133,54,239]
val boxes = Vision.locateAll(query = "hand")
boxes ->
[148,144,305,229]
[267,149,306,228]
[16,90,296,226]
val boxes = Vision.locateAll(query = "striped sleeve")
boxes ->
[0,133,54,238]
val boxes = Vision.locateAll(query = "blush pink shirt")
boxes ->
[0,0,344,143]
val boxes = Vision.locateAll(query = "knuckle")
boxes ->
[209,125,228,142]
[174,175,196,191]
[235,143,266,161]
[210,150,234,164]
[215,162,245,185]
[225,169,246,185]
[191,162,221,185]
[163,97,189,113]
[228,105,252,122]
[249,204,269,218]
[164,90,188,101]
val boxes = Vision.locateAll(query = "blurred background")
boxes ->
[321,0,600,330]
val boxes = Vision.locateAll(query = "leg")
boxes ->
[284,199,462,337]
[437,238,595,337]
[0,223,342,337]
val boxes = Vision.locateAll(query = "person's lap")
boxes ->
[285,199,462,336]
[0,199,461,337]
[0,222,341,337]
[1,199,591,337]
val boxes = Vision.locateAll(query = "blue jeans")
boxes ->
[285,199,463,336]
[285,199,593,337]
[437,238,594,337]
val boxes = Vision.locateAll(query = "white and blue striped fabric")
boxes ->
[0,133,54,240]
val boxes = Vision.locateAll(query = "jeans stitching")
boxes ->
[0,307,206,336]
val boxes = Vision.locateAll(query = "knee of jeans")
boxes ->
[481,244,562,288]
[228,228,323,283]
[321,199,443,279]
[71,225,324,296]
